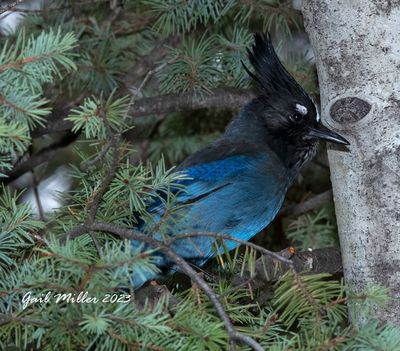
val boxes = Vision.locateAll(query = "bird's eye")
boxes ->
[289,112,304,123]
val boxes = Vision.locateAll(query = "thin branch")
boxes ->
[279,190,333,217]
[31,93,88,138]
[86,109,120,224]
[0,0,109,16]
[89,231,103,256]
[0,0,25,16]
[123,36,180,88]
[0,56,47,73]
[31,88,255,137]
[3,131,79,183]
[126,55,179,119]
[137,58,176,97]
[86,140,119,223]
[168,232,293,266]
[0,93,34,114]
[31,169,45,221]
[114,16,155,36]
[129,87,255,118]
[0,313,48,327]
[63,224,89,241]
[80,142,111,171]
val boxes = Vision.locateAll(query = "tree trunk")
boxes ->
[302,1,400,324]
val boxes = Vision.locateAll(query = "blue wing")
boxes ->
[149,154,288,256]
[131,150,290,287]
[152,155,250,210]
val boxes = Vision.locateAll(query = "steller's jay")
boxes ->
[132,33,349,288]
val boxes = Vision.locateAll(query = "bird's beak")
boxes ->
[307,124,350,145]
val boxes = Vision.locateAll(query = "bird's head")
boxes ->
[243,33,349,148]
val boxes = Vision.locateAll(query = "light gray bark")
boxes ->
[302,1,400,324]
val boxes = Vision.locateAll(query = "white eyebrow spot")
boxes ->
[295,104,308,116]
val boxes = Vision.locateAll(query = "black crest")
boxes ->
[243,33,310,104]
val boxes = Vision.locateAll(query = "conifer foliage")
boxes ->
[0,1,399,350]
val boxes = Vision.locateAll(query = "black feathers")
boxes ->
[243,33,310,103]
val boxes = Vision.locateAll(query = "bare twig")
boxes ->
[123,36,180,88]
[31,93,89,138]
[31,88,255,137]
[3,131,79,184]
[0,0,25,16]
[80,142,112,171]
[89,231,103,256]
[137,58,176,97]
[126,54,179,122]
[86,109,120,224]
[0,313,48,327]
[279,190,333,217]
[129,87,255,118]
[0,0,108,15]
[31,169,45,221]
[86,142,119,223]
[168,232,293,266]
[63,224,89,241]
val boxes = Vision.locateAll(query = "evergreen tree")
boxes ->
[0,1,399,350]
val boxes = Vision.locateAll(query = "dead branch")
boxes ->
[31,88,255,137]
[232,247,342,291]
[3,131,79,184]
[279,189,333,217]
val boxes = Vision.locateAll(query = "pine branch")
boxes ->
[0,29,76,74]
[62,221,340,350]
[74,221,265,351]
[0,94,32,115]
[0,55,50,73]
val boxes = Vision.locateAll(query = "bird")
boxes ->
[131,33,349,288]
